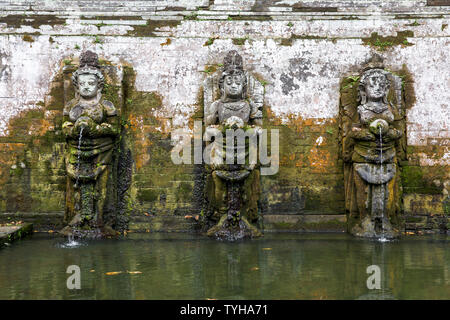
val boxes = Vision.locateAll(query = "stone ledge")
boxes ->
[129,215,200,232]
[0,222,33,247]
[0,0,448,14]
[129,214,348,233]
[263,214,347,232]
[0,212,64,231]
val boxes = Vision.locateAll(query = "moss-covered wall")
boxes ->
[0,1,448,233]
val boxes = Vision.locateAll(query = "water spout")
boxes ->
[379,126,383,166]
[378,126,388,242]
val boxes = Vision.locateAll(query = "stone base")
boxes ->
[0,223,33,247]
[351,216,400,239]
[59,225,118,239]
[206,215,262,241]
[0,212,63,232]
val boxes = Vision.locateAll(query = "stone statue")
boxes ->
[61,51,119,238]
[203,50,264,240]
[340,56,405,238]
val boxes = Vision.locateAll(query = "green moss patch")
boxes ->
[138,189,159,202]
[228,15,273,21]
[0,15,66,29]
[362,31,415,51]
[22,34,35,42]
[232,37,249,45]
[204,37,218,46]
[401,166,444,194]
[127,20,181,37]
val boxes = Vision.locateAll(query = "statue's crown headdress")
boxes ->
[79,50,100,69]
[363,54,385,72]
[223,50,243,72]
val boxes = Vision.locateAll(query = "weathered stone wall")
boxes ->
[0,0,448,233]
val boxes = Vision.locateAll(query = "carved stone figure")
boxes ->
[340,56,405,238]
[203,50,264,240]
[61,51,119,238]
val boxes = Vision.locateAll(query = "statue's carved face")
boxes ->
[365,73,388,101]
[223,74,244,99]
[78,74,99,99]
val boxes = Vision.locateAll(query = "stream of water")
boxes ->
[378,126,388,242]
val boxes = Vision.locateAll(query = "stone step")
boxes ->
[129,214,347,233]
[263,214,347,232]
[0,212,63,232]
[0,223,33,248]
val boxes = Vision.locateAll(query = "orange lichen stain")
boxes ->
[311,289,328,300]
[160,38,172,46]
[266,111,337,135]
[127,114,151,170]
[0,143,27,184]
[279,155,289,166]
[295,155,305,167]
[265,107,283,126]
[293,117,336,131]
[28,118,53,136]
[308,147,332,173]
[0,143,26,164]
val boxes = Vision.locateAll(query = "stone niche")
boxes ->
[339,55,407,239]
[202,50,265,240]
[60,51,132,238]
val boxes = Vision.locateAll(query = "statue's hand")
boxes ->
[351,127,376,141]
[384,127,403,142]
[96,122,112,131]
[74,117,93,135]
[100,123,112,129]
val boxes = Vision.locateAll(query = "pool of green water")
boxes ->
[0,233,448,299]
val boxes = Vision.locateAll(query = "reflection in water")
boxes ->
[0,233,448,299]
